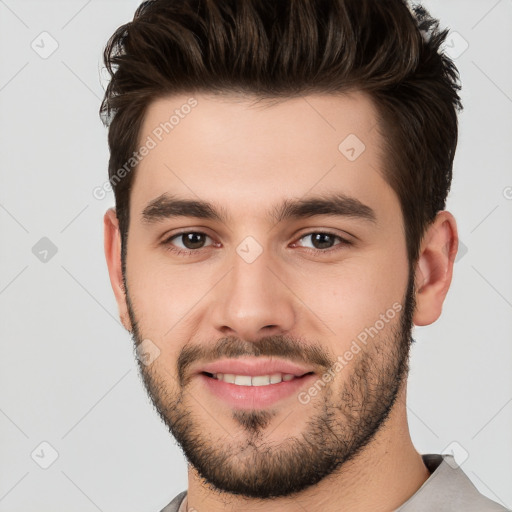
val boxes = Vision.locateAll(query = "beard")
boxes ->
[125,270,415,500]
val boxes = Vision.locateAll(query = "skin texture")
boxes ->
[104,92,458,511]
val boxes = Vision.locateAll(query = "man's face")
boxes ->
[122,92,414,498]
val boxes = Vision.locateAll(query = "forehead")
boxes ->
[130,91,397,222]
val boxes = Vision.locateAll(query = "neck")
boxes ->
[185,383,430,512]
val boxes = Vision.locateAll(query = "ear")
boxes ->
[104,208,132,332]
[413,211,458,326]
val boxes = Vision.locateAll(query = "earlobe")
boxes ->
[413,211,458,326]
[104,208,132,332]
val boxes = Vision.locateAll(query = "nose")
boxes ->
[210,249,296,342]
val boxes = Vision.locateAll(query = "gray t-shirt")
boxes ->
[159,454,510,511]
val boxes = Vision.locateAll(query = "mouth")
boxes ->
[195,358,319,409]
[196,357,317,380]
[202,371,314,387]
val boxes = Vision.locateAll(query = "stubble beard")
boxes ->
[126,272,415,499]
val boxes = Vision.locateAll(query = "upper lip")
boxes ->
[197,358,316,377]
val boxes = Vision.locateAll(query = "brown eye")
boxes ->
[180,232,208,249]
[166,232,214,252]
[298,232,345,250]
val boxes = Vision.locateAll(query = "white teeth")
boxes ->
[252,375,270,386]
[234,375,252,386]
[212,373,298,386]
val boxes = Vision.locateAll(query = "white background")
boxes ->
[0,0,511,510]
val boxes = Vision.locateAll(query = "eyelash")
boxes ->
[162,230,352,257]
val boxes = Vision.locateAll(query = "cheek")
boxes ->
[125,243,217,340]
[285,248,409,347]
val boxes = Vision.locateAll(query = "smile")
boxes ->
[204,372,312,386]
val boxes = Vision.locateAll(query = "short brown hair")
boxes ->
[100,0,462,266]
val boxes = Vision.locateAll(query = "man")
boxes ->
[100,1,509,510]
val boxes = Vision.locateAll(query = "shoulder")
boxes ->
[397,454,510,512]
[159,490,187,512]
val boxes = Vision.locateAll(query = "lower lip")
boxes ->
[199,373,316,409]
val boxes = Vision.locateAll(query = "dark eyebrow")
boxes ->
[142,194,228,224]
[141,192,376,225]
[271,194,376,224]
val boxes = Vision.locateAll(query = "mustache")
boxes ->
[177,335,334,386]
